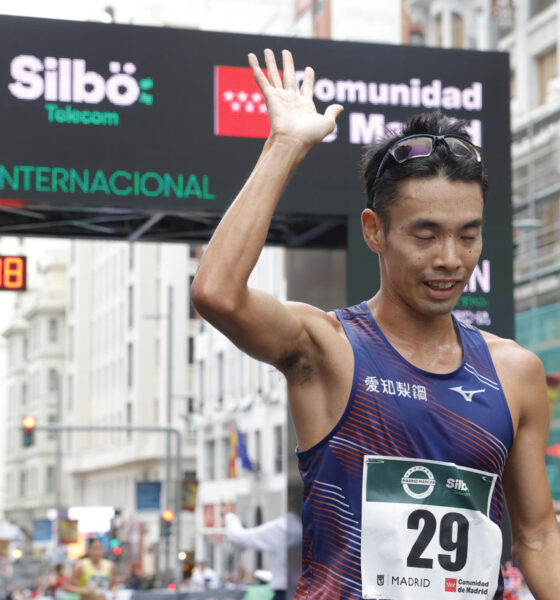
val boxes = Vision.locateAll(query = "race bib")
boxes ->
[361,456,502,600]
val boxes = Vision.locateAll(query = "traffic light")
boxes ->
[22,416,36,447]
[109,536,122,557]
[160,509,174,537]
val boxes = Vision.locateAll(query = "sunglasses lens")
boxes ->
[392,137,433,163]
[446,137,480,160]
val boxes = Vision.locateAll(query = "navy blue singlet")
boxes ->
[294,302,514,600]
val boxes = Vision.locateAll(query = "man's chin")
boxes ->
[418,299,457,318]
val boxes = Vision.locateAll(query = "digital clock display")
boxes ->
[0,256,26,291]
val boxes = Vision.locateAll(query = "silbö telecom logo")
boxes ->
[8,55,154,126]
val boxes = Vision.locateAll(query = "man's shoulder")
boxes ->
[480,330,544,381]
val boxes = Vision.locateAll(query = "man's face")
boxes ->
[376,176,484,318]
[89,539,105,561]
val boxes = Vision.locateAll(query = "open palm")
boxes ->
[248,49,343,148]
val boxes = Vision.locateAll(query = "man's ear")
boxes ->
[361,209,385,253]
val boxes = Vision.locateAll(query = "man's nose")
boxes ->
[434,236,461,270]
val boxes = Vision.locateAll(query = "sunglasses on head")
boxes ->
[374,134,482,183]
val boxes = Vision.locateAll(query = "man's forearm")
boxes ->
[192,135,309,309]
[514,530,560,599]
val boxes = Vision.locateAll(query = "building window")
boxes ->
[48,415,57,440]
[32,372,39,398]
[69,276,75,312]
[6,473,13,499]
[68,325,74,360]
[254,506,264,569]
[274,425,284,473]
[452,13,464,49]
[67,374,73,411]
[21,382,27,405]
[48,369,59,391]
[128,285,134,329]
[153,397,159,425]
[48,318,58,342]
[198,360,205,410]
[239,353,247,397]
[29,468,38,493]
[126,402,132,441]
[537,46,558,106]
[257,362,265,395]
[217,352,224,407]
[188,275,196,319]
[255,429,262,474]
[187,336,194,365]
[436,13,443,46]
[205,440,215,480]
[223,437,231,478]
[46,465,54,493]
[23,336,28,359]
[128,243,134,270]
[19,471,26,497]
[127,343,134,388]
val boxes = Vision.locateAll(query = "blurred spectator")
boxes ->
[224,512,302,600]
[125,566,144,590]
[189,561,219,590]
[46,564,67,598]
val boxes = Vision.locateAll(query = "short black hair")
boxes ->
[360,110,488,230]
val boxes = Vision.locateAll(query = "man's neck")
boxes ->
[367,294,463,373]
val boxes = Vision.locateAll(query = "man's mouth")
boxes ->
[425,280,458,290]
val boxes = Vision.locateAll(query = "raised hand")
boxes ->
[248,49,343,149]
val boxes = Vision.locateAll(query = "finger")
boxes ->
[248,53,270,93]
[281,49,297,91]
[264,48,283,88]
[324,103,344,122]
[299,66,315,98]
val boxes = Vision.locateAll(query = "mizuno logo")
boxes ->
[449,386,485,402]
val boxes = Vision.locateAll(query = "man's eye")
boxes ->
[415,235,434,241]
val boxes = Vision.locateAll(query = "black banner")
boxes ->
[0,16,512,336]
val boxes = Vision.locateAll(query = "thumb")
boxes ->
[324,103,344,122]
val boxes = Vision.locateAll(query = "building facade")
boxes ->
[2,246,68,551]
[63,240,197,575]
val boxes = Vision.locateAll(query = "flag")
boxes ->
[228,425,254,476]
[228,426,238,477]
[214,66,276,138]
[236,426,254,472]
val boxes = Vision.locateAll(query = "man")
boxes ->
[189,561,219,590]
[224,511,302,600]
[191,49,560,599]
[63,538,117,600]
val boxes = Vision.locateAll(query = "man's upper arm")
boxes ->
[192,281,328,371]
[502,350,557,549]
